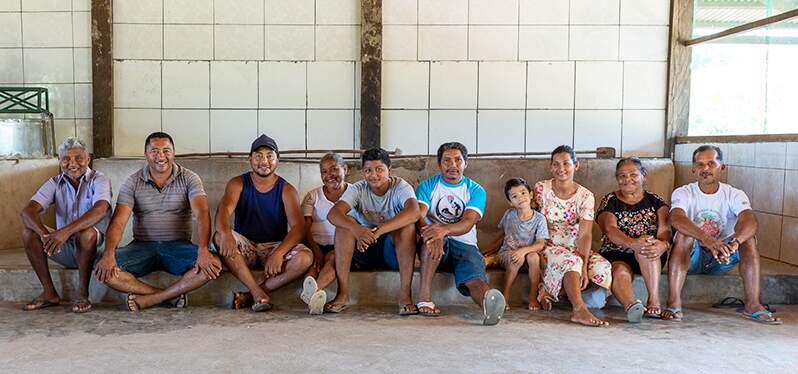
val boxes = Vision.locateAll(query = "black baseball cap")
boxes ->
[250,134,279,156]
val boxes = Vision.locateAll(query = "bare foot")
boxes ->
[527,298,541,311]
[126,294,141,312]
[571,307,609,327]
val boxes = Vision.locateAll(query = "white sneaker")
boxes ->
[308,290,326,315]
[300,276,318,305]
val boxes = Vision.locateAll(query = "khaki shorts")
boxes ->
[47,226,104,269]
[214,230,311,268]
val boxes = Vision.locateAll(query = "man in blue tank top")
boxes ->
[212,134,314,313]
[325,148,421,315]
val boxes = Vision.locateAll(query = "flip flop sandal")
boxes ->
[398,303,419,316]
[712,297,744,309]
[662,307,683,322]
[300,276,319,305]
[537,284,554,312]
[741,310,782,325]
[23,298,60,311]
[323,302,349,313]
[482,289,506,326]
[308,290,326,315]
[71,299,92,313]
[416,301,441,317]
[644,305,662,319]
[251,297,273,312]
[625,300,645,324]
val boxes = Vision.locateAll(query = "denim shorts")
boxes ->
[436,237,489,297]
[351,234,400,271]
[688,240,740,275]
[115,240,200,277]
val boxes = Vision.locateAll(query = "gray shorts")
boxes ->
[47,226,105,269]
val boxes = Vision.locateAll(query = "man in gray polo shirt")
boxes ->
[21,137,112,313]
[95,132,221,311]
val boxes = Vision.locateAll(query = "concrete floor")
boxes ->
[1,302,796,373]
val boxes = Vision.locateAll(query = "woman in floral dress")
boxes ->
[534,145,612,327]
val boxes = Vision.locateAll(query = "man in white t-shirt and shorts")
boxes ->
[664,145,780,324]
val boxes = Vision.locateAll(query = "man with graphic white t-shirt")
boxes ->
[664,145,780,324]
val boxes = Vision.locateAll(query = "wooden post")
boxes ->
[91,0,113,158]
[360,0,382,150]
[665,0,693,157]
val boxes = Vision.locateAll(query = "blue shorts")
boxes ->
[436,237,488,297]
[115,240,200,277]
[687,240,740,275]
[350,234,400,271]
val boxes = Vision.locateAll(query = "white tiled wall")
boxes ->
[0,2,92,150]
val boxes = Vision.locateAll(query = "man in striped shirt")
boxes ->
[95,132,221,311]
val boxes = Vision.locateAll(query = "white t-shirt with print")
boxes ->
[301,184,353,246]
[670,182,751,242]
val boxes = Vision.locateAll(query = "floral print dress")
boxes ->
[534,179,612,300]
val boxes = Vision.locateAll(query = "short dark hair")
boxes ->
[551,145,576,163]
[436,142,469,164]
[504,178,531,200]
[692,145,723,163]
[615,157,647,176]
[144,132,174,150]
[361,147,391,167]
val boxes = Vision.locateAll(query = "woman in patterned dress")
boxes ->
[534,145,612,327]
[596,157,671,322]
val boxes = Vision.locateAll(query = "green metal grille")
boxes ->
[0,87,50,114]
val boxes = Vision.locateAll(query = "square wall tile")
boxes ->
[570,0,620,25]
[527,62,574,109]
[163,61,210,109]
[258,110,306,150]
[0,13,21,47]
[114,61,161,108]
[22,12,72,48]
[429,110,476,152]
[621,110,665,157]
[384,0,418,24]
[23,48,73,84]
[307,110,355,150]
[781,217,798,265]
[479,62,526,109]
[468,26,518,61]
[787,143,798,170]
[519,26,568,61]
[526,110,573,152]
[381,110,429,155]
[316,26,360,61]
[418,26,468,60]
[74,48,92,83]
[164,25,214,60]
[114,0,163,23]
[72,12,91,48]
[269,0,315,24]
[383,25,418,60]
[574,110,622,152]
[54,120,76,147]
[316,0,360,24]
[754,212,782,260]
[75,120,93,153]
[620,26,669,61]
[419,0,468,24]
[266,25,315,60]
[469,0,519,24]
[621,0,671,25]
[308,62,355,109]
[74,0,91,12]
[355,62,362,109]
[569,26,619,61]
[162,110,210,154]
[430,62,477,109]
[74,84,92,119]
[164,0,213,23]
[575,61,623,109]
[727,166,756,204]
[673,143,693,163]
[210,110,258,152]
[727,143,756,167]
[0,0,20,11]
[259,62,306,109]
[0,49,23,84]
[519,0,569,24]
[477,110,525,153]
[113,24,163,60]
[382,61,429,109]
[22,0,71,11]
[211,61,258,109]
[215,25,264,60]
[623,61,667,109]
[755,142,787,169]
[215,0,265,24]
[113,109,162,156]
[752,168,785,214]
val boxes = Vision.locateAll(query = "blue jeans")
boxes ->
[115,240,200,277]
[687,240,740,275]
[436,238,489,297]
[351,234,400,270]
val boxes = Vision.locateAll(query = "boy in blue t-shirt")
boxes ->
[415,142,506,326]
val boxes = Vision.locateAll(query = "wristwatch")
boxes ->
[729,237,741,246]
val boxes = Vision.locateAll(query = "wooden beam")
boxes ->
[359,0,382,150]
[683,8,798,46]
[665,0,693,158]
[91,0,113,158]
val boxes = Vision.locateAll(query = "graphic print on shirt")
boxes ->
[435,194,465,223]
[696,209,723,238]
